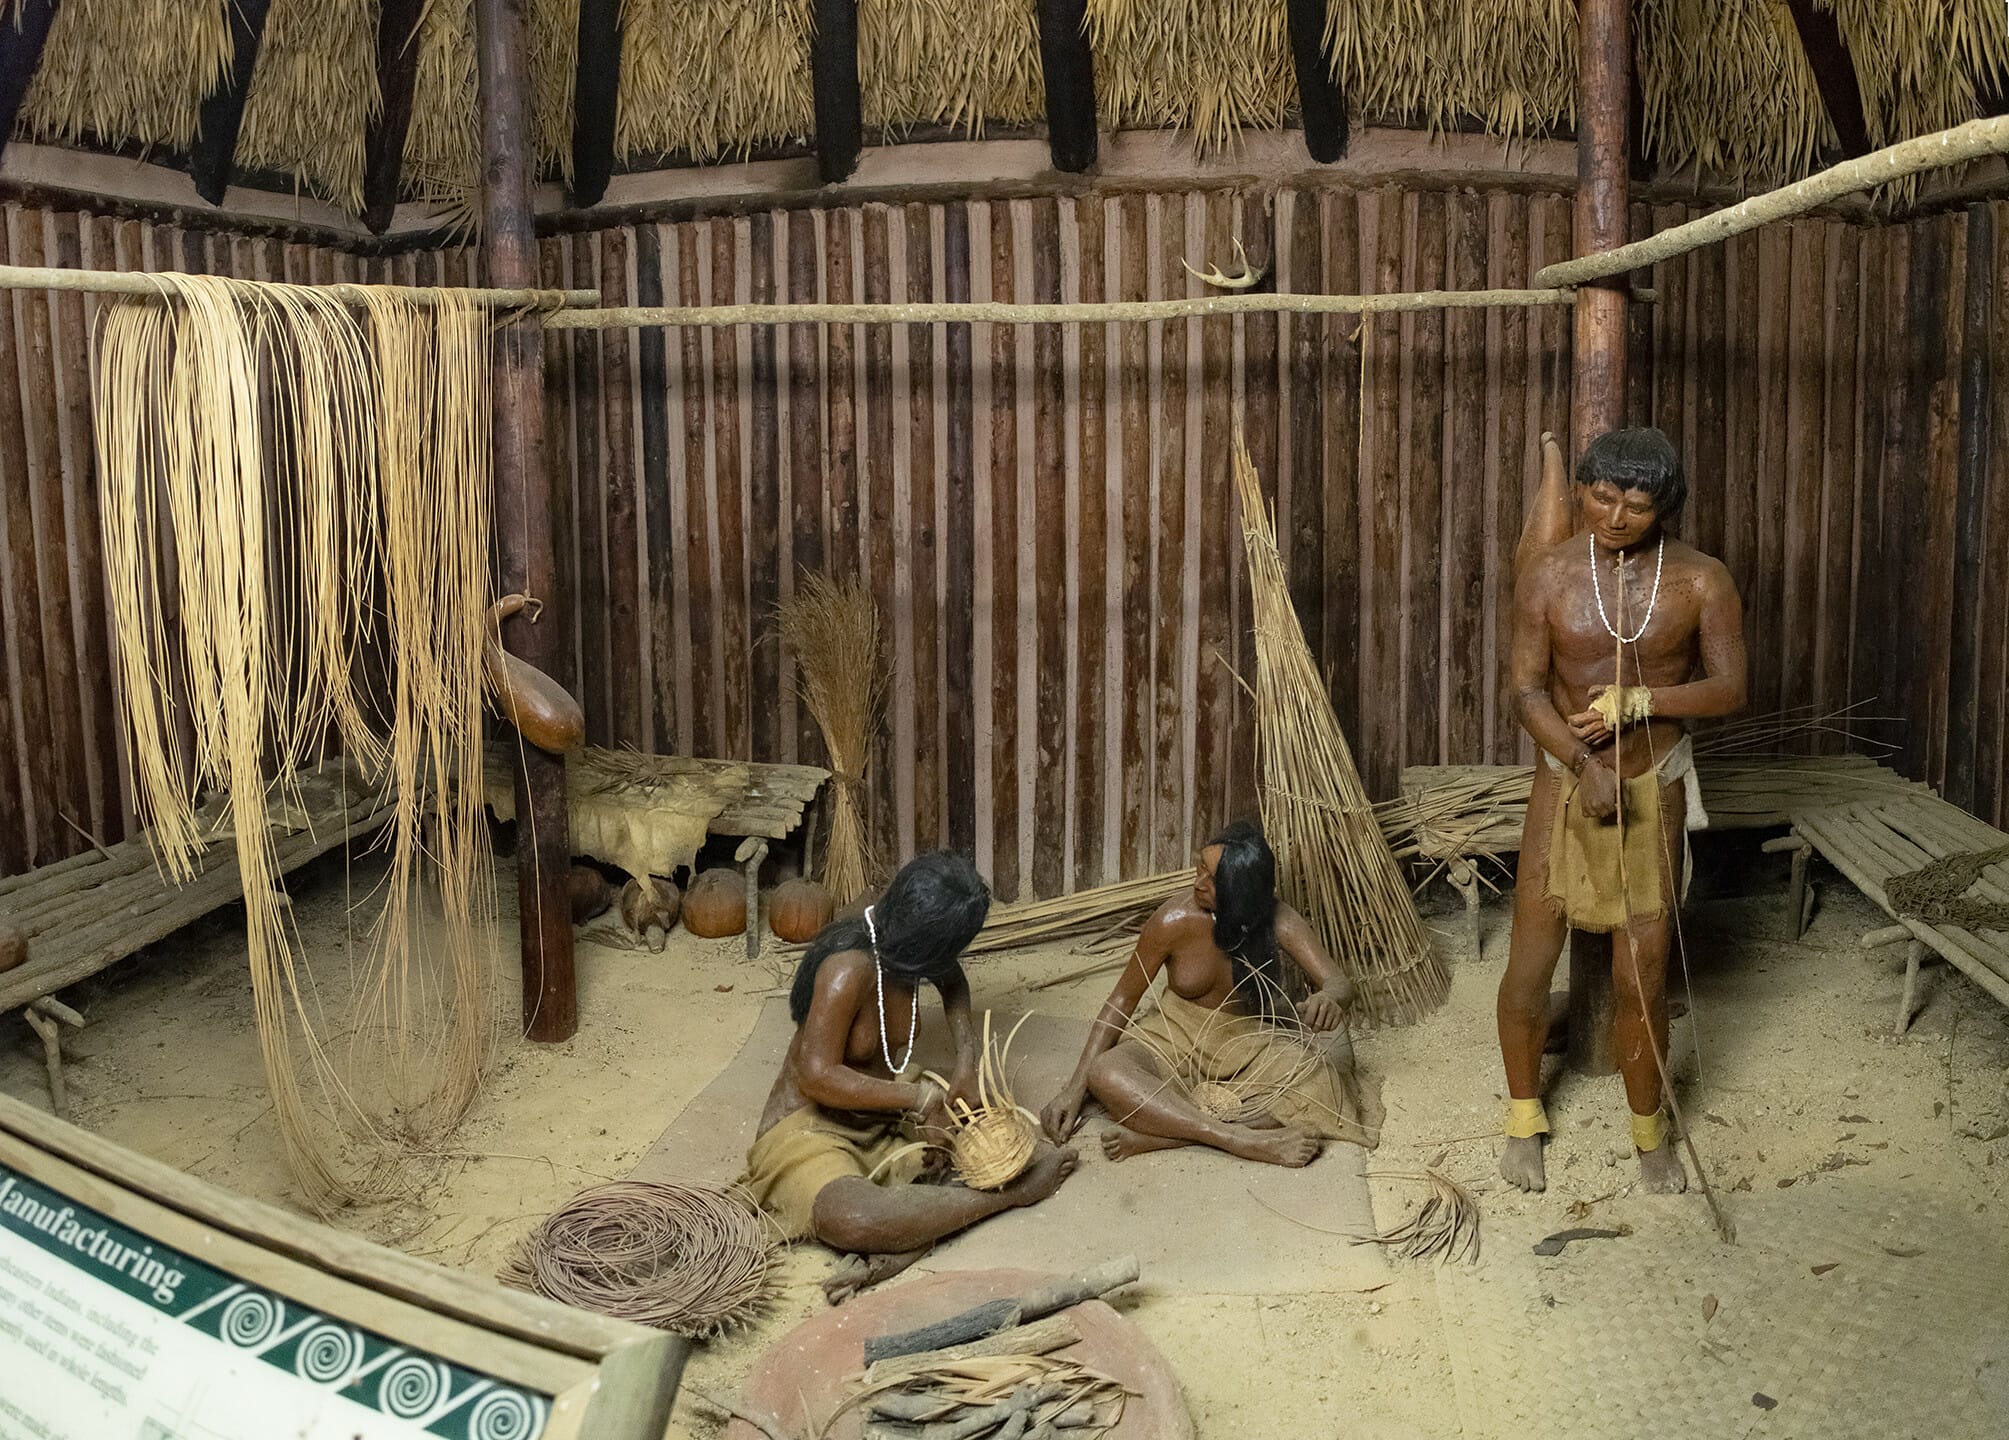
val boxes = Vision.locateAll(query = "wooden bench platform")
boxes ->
[481,745,829,955]
[1790,796,2009,1032]
[0,760,392,1114]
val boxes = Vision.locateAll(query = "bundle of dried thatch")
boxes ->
[401,0,483,229]
[237,0,376,213]
[95,276,499,1206]
[618,0,815,164]
[1323,0,1577,142]
[1086,0,1292,155]
[1635,0,1830,188]
[1233,429,1446,1027]
[859,0,1044,137]
[17,0,229,152]
[777,572,884,907]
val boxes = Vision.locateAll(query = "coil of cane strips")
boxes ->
[500,1179,776,1337]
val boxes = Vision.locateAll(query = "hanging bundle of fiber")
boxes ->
[1232,429,1448,1026]
[94,274,498,1204]
[776,571,884,907]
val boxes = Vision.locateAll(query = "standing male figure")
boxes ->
[1497,428,1747,1195]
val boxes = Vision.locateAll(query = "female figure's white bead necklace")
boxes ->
[866,905,917,1075]
[1590,532,1665,644]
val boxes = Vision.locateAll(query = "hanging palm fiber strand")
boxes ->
[95,274,499,1206]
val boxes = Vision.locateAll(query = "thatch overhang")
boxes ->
[6,0,2007,226]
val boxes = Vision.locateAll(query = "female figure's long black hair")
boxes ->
[1208,821,1291,1022]
[789,850,992,1022]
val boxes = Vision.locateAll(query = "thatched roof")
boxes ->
[9,0,2008,220]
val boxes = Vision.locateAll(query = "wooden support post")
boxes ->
[477,0,577,1042]
[569,0,623,207]
[362,0,427,235]
[0,0,61,168]
[1284,0,1347,163]
[190,0,274,205]
[1948,202,1993,813]
[1895,938,1927,1035]
[738,837,769,961]
[1564,0,1631,1080]
[810,0,863,185]
[1035,0,1097,174]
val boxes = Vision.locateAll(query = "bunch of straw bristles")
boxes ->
[95,273,504,1206]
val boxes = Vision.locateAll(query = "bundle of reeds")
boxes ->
[1085,0,1293,154]
[236,0,375,213]
[859,0,1044,137]
[95,275,499,1205]
[1322,0,1576,142]
[777,572,884,907]
[937,1013,1039,1190]
[618,0,815,163]
[18,0,228,152]
[400,0,483,229]
[965,870,1189,956]
[1233,431,1446,1026]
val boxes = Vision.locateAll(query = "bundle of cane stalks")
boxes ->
[930,1013,1041,1191]
[777,572,884,907]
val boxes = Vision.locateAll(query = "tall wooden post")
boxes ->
[476,0,577,1041]
[1565,0,1630,1078]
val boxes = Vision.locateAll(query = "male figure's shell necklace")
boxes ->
[865,905,916,1074]
[1590,531,1665,644]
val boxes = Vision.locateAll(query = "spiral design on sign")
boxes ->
[295,1324,362,1385]
[469,1389,543,1440]
[220,1292,283,1349]
[379,1357,448,1418]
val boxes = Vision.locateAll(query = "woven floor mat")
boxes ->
[1436,1180,2009,1439]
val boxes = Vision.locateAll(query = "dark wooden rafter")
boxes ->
[190,0,273,205]
[1783,0,1871,159]
[810,0,862,184]
[569,0,622,207]
[1283,0,1346,163]
[1035,0,1096,173]
[0,0,60,165]
[361,0,427,235]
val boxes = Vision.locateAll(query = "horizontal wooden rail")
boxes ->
[0,262,597,309]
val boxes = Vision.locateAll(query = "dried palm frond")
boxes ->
[1234,429,1446,1026]
[1323,0,1576,142]
[16,0,229,152]
[777,572,883,906]
[1086,0,1292,155]
[859,0,1043,138]
[237,0,377,212]
[618,0,814,163]
[1360,1167,1481,1264]
[401,0,482,225]
[530,0,579,183]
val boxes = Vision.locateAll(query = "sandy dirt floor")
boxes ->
[3,838,2006,1438]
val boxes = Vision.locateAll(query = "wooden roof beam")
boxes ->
[361,0,427,235]
[190,0,273,205]
[569,0,622,207]
[0,0,60,167]
[1036,0,1096,173]
[811,0,862,184]
[1784,0,1871,159]
[1284,0,1347,162]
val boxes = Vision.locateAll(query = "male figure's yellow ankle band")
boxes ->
[1506,1098,1550,1139]
[1631,1108,1668,1152]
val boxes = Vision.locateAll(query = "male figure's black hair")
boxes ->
[1574,426,1687,521]
[788,850,992,1023]
[1208,821,1292,1023]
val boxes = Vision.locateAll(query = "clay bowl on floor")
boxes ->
[722,1266,1191,1440]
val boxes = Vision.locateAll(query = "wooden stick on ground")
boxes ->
[862,1255,1140,1365]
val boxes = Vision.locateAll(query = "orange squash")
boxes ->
[682,868,747,938]
[768,877,834,944]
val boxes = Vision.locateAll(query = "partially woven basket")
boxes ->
[938,1012,1039,1191]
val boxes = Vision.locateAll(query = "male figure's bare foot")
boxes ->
[1637,1143,1688,1194]
[1100,1126,1189,1161]
[822,1247,925,1304]
[1001,1142,1079,1205]
[1222,1123,1322,1167]
[1501,1135,1547,1192]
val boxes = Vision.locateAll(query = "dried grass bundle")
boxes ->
[237,0,377,212]
[1828,0,2009,202]
[1359,1168,1481,1264]
[94,276,498,1205]
[500,1179,777,1336]
[1323,0,1576,142]
[1234,430,1446,1026]
[777,571,883,907]
[17,0,229,151]
[859,0,1043,137]
[401,0,482,230]
[618,0,814,163]
[1086,0,1292,155]
[530,0,579,183]
[1635,0,1830,189]
[938,1013,1039,1190]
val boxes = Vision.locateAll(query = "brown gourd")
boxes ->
[767,876,834,944]
[681,869,747,938]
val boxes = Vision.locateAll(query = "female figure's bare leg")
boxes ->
[1087,1041,1320,1167]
